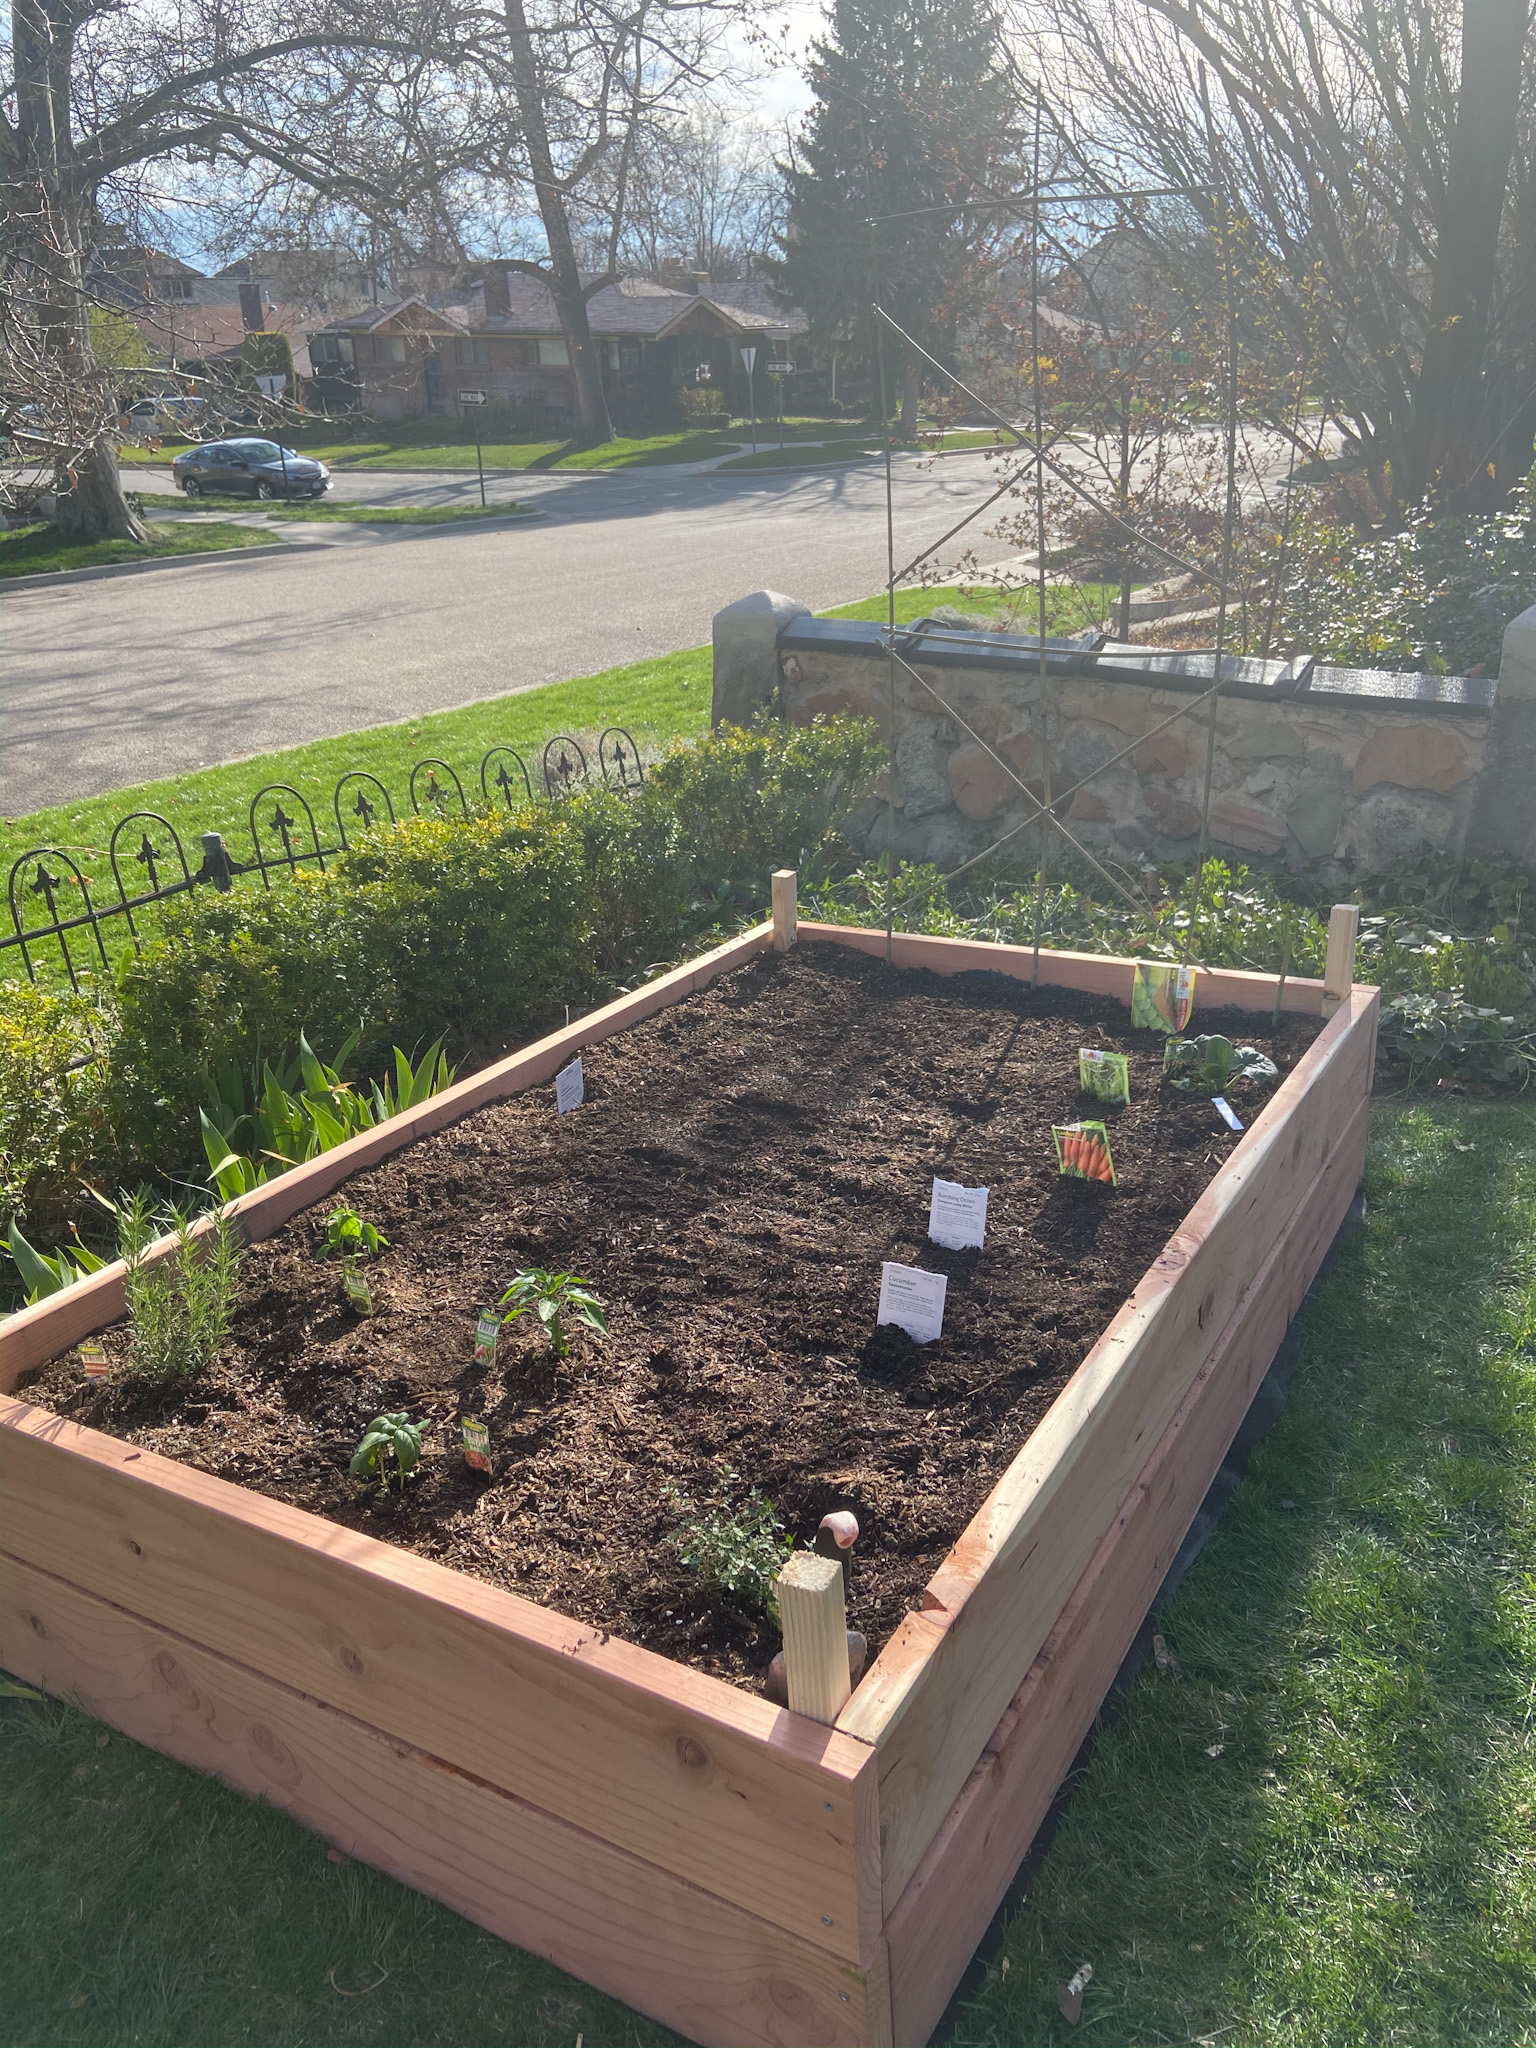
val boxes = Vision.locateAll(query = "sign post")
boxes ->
[459,389,489,505]
[739,345,757,455]
[767,358,792,451]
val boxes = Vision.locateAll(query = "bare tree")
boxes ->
[601,107,783,277]
[1015,0,1535,517]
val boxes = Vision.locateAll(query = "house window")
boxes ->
[603,340,621,373]
[457,337,491,367]
[374,334,408,363]
[537,337,569,367]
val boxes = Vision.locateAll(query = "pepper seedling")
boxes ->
[323,1205,388,1261]
[349,1412,422,1491]
[498,1268,608,1358]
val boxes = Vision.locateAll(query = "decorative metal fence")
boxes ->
[3,727,645,992]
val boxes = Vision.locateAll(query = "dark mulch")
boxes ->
[33,943,1320,1692]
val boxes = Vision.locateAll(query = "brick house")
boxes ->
[306,269,811,429]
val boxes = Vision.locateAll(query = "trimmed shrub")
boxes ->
[0,983,117,1241]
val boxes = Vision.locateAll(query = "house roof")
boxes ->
[482,271,806,339]
[124,300,315,375]
[316,295,471,336]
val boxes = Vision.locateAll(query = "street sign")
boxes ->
[253,373,286,397]
[739,346,757,374]
[459,389,489,406]
[766,359,793,380]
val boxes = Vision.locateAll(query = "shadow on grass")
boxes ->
[941,1099,1536,2048]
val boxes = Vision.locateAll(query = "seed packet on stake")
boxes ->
[1054,1120,1117,1185]
[79,1342,110,1381]
[1131,961,1196,1034]
[460,1416,492,1474]
[1078,1048,1130,1105]
[342,1265,373,1316]
[555,1056,584,1114]
[472,1310,500,1367]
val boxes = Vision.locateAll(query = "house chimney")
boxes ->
[690,272,710,295]
[482,266,510,318]
[238,280,265,332]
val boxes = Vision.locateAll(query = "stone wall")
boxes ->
[710,591,1532,884]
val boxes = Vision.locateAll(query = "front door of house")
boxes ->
[424,352,445,413]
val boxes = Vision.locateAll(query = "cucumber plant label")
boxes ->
[1079,1047,1130,1104]
[555,1056,584,1114]
[929,1178,988,1250]
[1131,961,1196,1033]
[472,1311,499,1367]
[877,1262,948,1344]
[460,1417,492,1473]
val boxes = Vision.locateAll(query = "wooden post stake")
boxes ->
[771,869,798,953]
[1321,902,1359,1019]
[776,1552,850,1723]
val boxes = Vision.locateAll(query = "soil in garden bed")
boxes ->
[35,944,1322,1690]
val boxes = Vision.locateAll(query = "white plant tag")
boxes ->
[928,1178,988,1251]
[1212,1095,1244,1131]
[555,1056,584,1114]
[877,1262,948,1344]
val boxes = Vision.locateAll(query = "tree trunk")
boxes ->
[53,436,152,542]
[899,355,920,439]
[1402,0,1531,508]
[501,0,615,447]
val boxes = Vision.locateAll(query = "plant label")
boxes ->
[929,1178,988,1250]
[460,1417,492,1473]
[79,1342,110,1380]
[473,1311,499,1366]
[1054,1121,1117,1185]
[877,1262,947,1344]
[1212,1095,1244,1131]
[555,1056,584,1114]
[1131,961,1196,1034]
[1079,1047,1130,1105]
[343,1268,373,1316]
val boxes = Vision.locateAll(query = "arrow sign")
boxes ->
[459,389,489,406]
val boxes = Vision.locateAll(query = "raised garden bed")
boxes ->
[0,901,1378,2048]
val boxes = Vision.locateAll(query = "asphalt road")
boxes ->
[2,455,1015,817]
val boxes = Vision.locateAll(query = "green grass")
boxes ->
[0,520,277,581]
[3,1102,1532,2046]
[128,492,534,524]
[119,426,754,474]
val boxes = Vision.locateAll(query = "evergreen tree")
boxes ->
[766,0,1023,431]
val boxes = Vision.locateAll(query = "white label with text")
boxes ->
[555,1056,584,1114]
[877,1262,948,1344]
[928,1178,988,1250]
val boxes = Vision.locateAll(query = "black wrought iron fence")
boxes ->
[3,727,645,992]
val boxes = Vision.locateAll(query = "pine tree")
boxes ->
[766,0,1023,432]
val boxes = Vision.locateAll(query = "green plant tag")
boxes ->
[1079,1048,1130,1104]
[1053,1120,1117,1185]
[79,1342,110,1380]
[460,1416,492,1474]
[1131,962,1196,1033]
[473,1311,499,1367]
[343,1267,373,1316]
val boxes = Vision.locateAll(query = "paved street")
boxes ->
[2,454,1016,815]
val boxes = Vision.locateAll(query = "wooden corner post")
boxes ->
[776,1552,850,1723]
[772,869,798,953]
[1321,902,1360,1019]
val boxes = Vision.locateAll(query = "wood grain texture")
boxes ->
[0,1557,890,2048]
[780,1553,852,1724]
[797,924,1328,1018]
[0,923,774,1389]
[883,1098,1369,2046]
[843,988,1378,1911]
[0,1400,879,1962]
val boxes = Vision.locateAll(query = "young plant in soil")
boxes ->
[1163,1033,1279,1093]
[119,1190,241,1385]
[321,1206,388,1261]
[669,1475,794,1625]
[498,1269,607,1358]
[348,1412,423,1493]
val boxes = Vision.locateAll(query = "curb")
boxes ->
[1,541,309,592]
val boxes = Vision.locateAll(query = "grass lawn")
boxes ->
[3,1100,1531,2046]
[0,520,277,581]
[128,492,534,525]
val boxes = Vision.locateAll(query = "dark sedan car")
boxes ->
[172,438,330,501]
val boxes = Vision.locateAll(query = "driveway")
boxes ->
[1,457,1012,815]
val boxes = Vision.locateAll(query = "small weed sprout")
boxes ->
[349,1413,423,1491]
[118,1189,241,1384]
[498,1268,607,1358]
[669,1472,794,1623]
[322,1206,388,1261]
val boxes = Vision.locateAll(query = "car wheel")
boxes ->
[257,480,279,500]
[182,477,202,498]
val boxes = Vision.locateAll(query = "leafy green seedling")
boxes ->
[323,1206,388,1261]
[349,1413,422,1491]
[668,1476,794,1624]
[1163,1033,1279,1094]
[498,1269,608,1358]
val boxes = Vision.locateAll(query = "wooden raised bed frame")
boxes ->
[0,907,1377,2048]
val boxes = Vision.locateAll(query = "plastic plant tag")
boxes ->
[877,1262,948,1344]
[1078,1048,1130,1105]
[1054,1120,1117,1185]
[928,1177,988,1250]
[1212,1095,1244,1131]
[1131,962,1196,1034]
[460,1416,492,1474]
[555,1056,584,1114]
[342,1267,373,1316]
[79,1342,110,1381]
[472,1310,499,1367]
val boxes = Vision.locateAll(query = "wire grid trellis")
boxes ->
[3,727,645,991]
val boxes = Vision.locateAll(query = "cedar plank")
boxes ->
[1,1556,889,2048]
